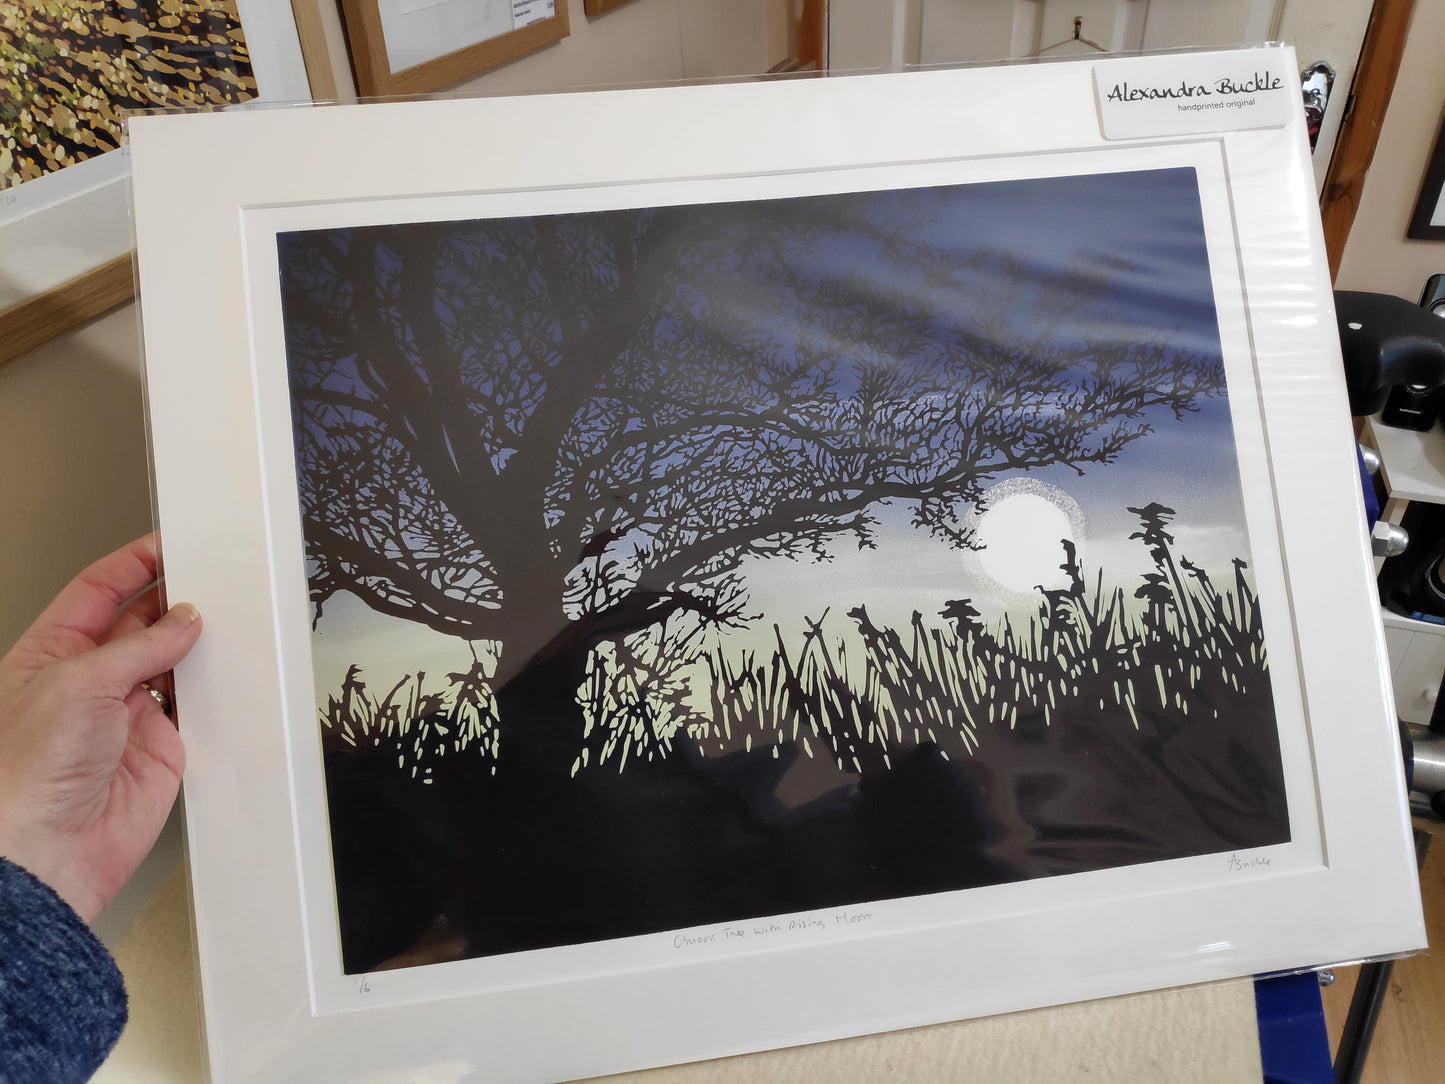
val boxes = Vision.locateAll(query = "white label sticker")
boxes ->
[512,0,555,27]
[1094,52,1295,140]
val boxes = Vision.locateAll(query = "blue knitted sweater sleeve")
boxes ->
[0,857,127,1082]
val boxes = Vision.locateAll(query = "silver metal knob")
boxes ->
[1372,520,1408,557]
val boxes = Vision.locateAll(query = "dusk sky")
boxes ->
[291,165,1258,691]
[673,167,1253,636]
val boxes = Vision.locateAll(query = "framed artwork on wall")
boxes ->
[1407,114,1445,241]
[338,0,570,97]
[0,0,312,364]
[128,46,1424,1081]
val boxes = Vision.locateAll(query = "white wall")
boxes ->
[0,305,152,651]
[829,0,919,71]
[1334,1,1445,301]
[465,0,789,89]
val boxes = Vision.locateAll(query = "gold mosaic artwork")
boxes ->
[1,0,256,189]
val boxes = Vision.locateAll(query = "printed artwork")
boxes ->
[277,167,1289,975]
[0,1,255,189]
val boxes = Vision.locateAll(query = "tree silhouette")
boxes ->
[279,179,1224,752]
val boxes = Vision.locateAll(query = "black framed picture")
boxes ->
[1408,114,1445,241]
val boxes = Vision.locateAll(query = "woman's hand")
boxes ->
[0,535,201,921]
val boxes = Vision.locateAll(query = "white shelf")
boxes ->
[1381,611,1445,724]
[1368,416,1445,503]
[1381,609,1445,636]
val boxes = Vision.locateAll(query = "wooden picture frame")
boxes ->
[584,0,636,15]
[1407,114,1445,241]
[289,0,344,102]
[0,256,133,368]
[339,0,571,97]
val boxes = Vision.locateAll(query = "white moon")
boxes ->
[972,482,1086,596]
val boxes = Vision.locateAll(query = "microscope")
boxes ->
[1337,278,1445,821]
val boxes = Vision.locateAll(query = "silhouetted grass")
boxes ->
[320,503,1269,782]
[318,649,501,783]
[581,503,1268,775]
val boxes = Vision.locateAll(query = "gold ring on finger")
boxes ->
[140,681,173,715]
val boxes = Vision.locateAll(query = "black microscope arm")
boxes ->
[1336,290,1445,416]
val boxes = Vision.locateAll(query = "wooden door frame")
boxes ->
[1319,0,1417,279]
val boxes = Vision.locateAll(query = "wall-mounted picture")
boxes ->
[0,0,309,361]
[1407,114,1445,241]
[339,0,570,96]
[276,166,1290,974]
[0,0,256,190]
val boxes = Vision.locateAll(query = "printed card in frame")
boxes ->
[0,0,311,362]
[339,0,570,97]
[129,46,1424,1082]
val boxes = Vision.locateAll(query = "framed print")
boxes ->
[338,0,570,97]
[0,0,311,362]
[1407,113,1445,241]
[129,46,1425,1082]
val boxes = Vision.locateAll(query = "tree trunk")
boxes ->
[493,634,600,776]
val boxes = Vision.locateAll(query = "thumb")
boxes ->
[81,603,203,697]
